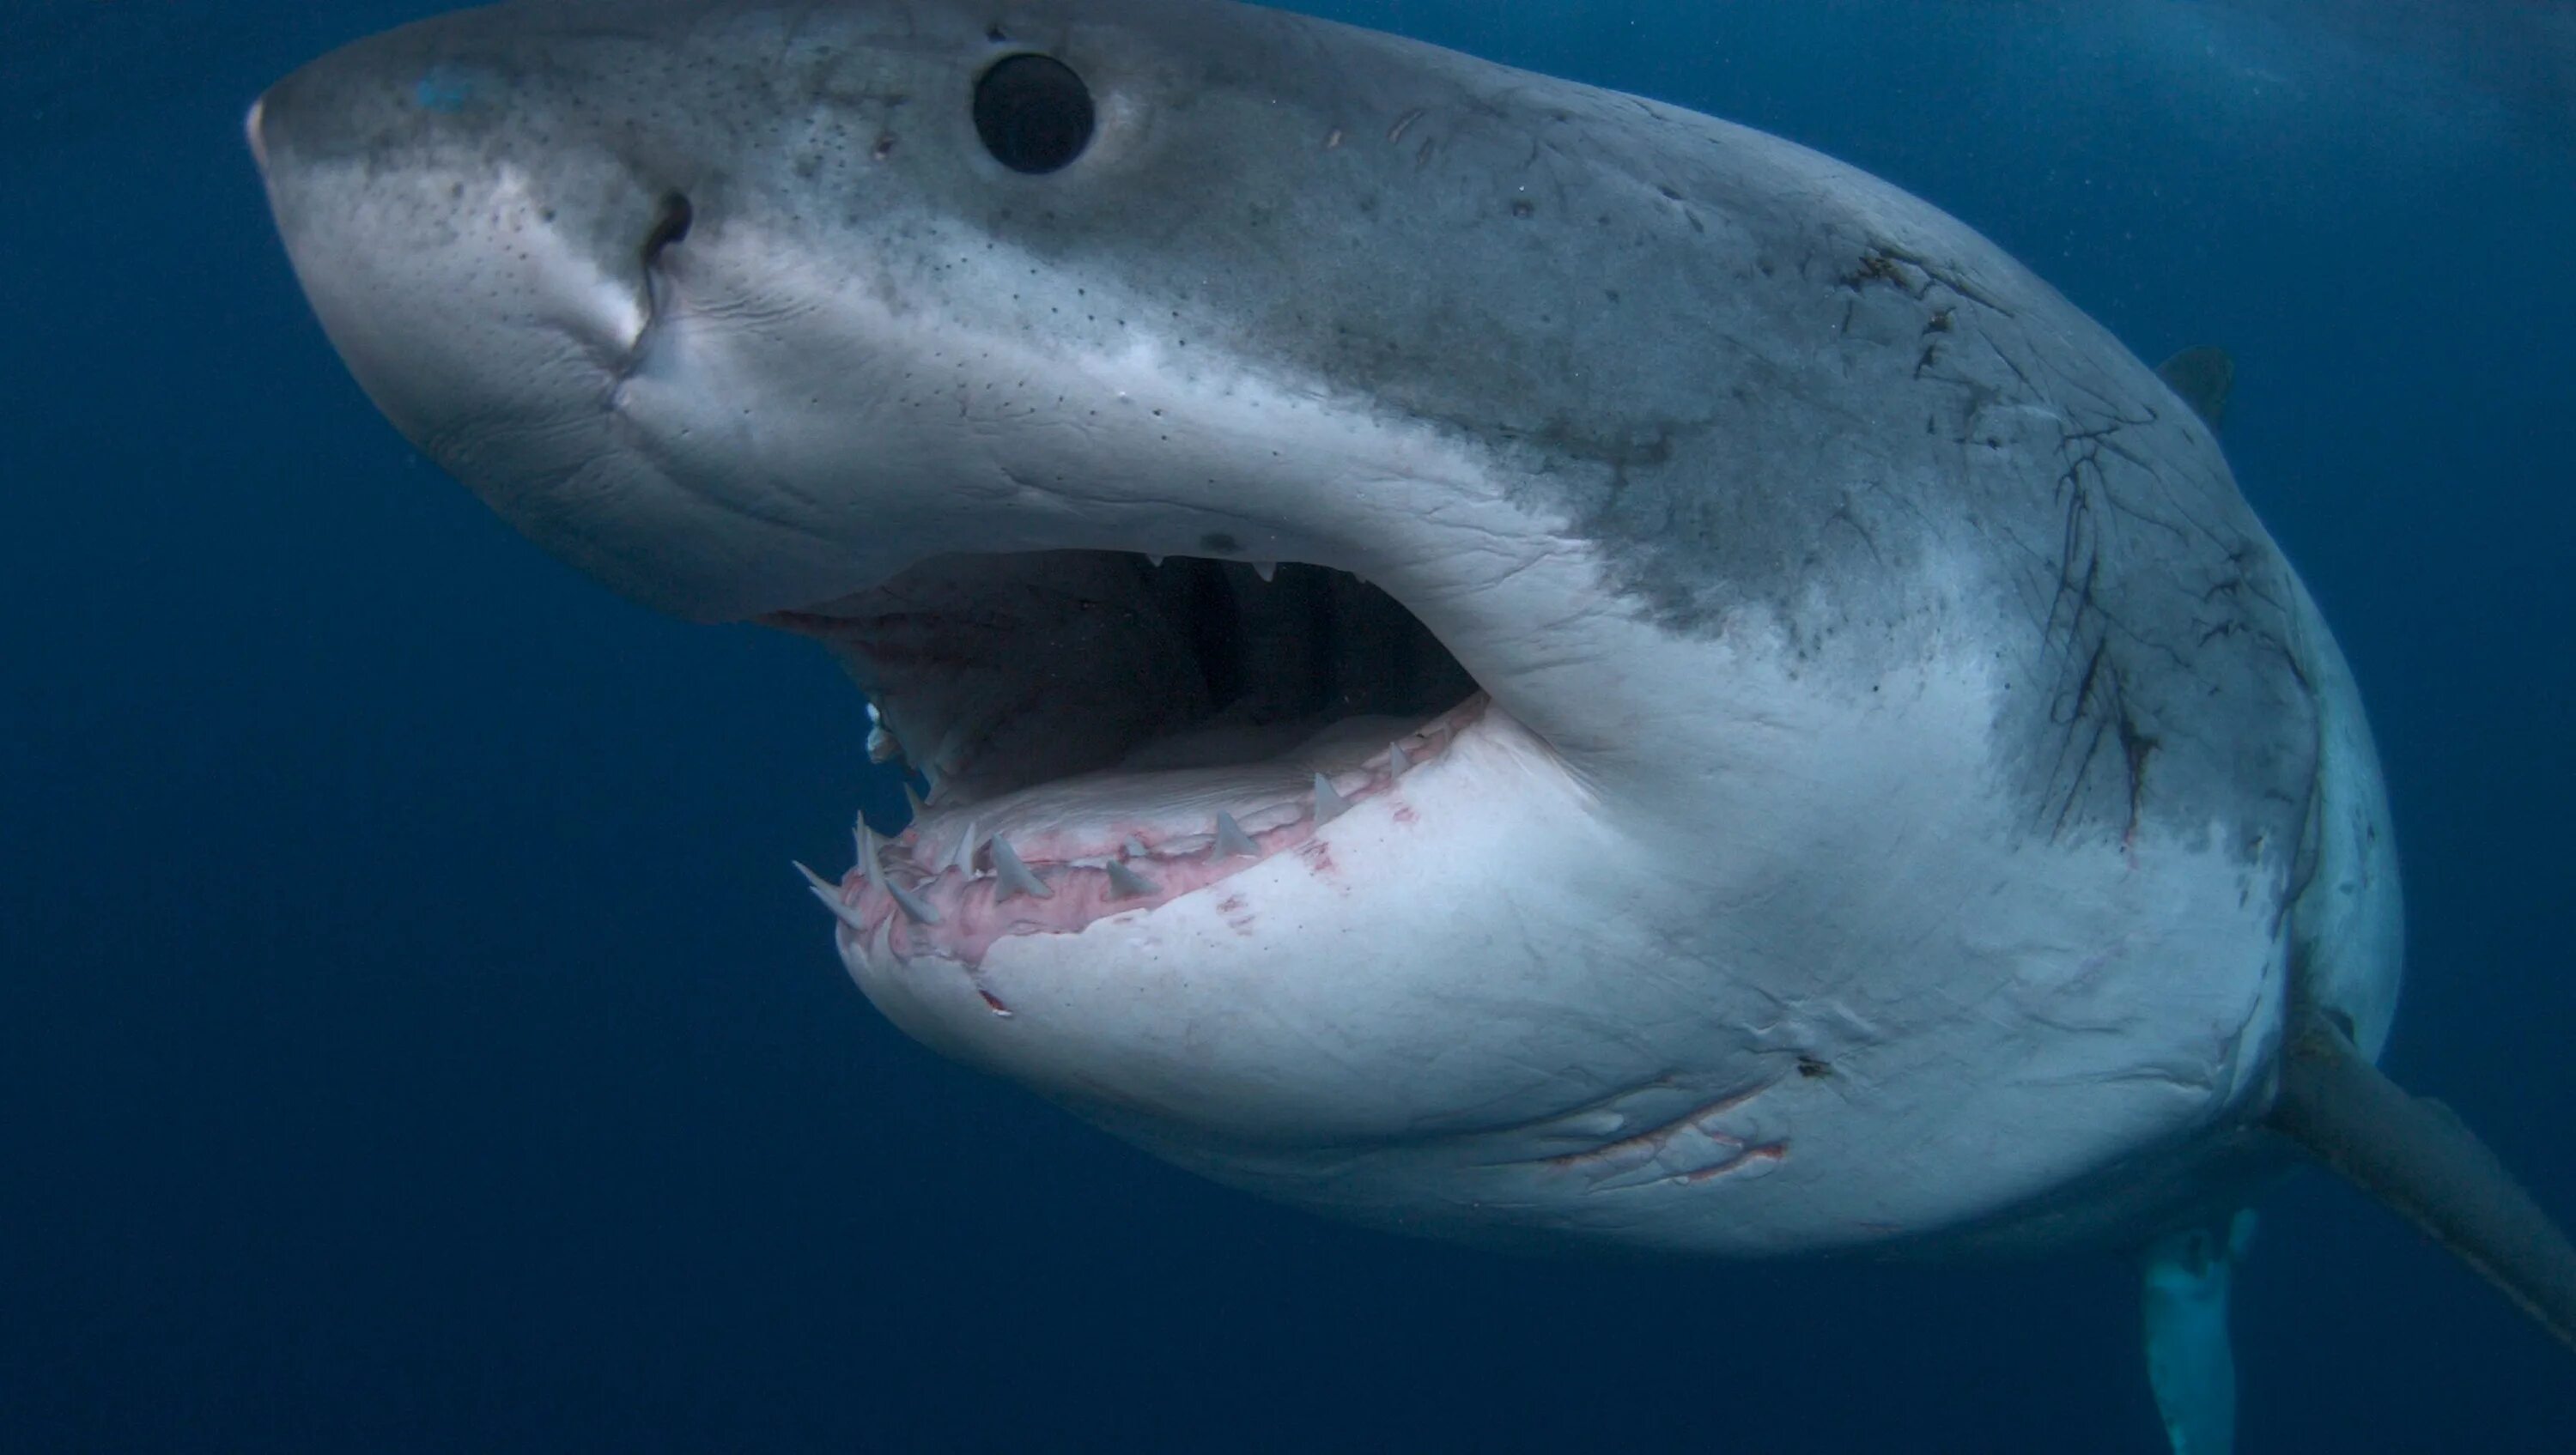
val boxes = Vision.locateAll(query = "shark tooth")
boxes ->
[1388,741,1412,776]
[860,823,889,890]
[860,823,941,925]
[1253,560,1278,582]
[866,722,902,765]
[991,835,1054,900]
[870,913,895,970]
[887,879,940,925]
[1213,811,1260,858]
[795,862,869,931]
[1313,772,1352,824]
[1106,860,1160,899]
[951,820,981,875]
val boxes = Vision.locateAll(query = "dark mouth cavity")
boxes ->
[766,549,1478,809]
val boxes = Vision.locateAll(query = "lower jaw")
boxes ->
[811,693,1492,975]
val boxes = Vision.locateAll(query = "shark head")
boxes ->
[251,0,2406,1258]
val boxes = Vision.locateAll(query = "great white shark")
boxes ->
[246,0,2576,1445]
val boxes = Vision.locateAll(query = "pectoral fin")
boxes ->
[2266,1007,2576,1353]
[2154,345,2235,429]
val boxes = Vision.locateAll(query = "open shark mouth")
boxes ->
[764,549,1488,982]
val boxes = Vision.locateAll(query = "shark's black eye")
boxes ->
[974,54,1094,174]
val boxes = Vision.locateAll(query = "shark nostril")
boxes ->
[625,191,697,367]
[641,191,693,269]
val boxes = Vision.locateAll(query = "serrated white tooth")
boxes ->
[952,821,981,875]
[1254,560,1278,583]
[795,862,870,932]
[854,822,939,921]
[991,835,1053,900]
[860,823,889,893]
[1213,811,1260,858]
[1124,835,1150,858]
[1147,554,1165,567]
[1313,771,1351,824]
[903,779,928,818]
[1105,860,1160,899]
[871,914,896,969]
[1388,741,1411,776]
[866,723,902,765]
[887,879,940,925]
[926,733,971,788]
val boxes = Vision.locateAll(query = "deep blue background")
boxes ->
[6,2,2571,1449]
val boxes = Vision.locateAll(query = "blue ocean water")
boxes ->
[4,1,2571,1448]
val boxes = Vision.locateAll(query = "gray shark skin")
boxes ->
[246,0,2574,1410]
